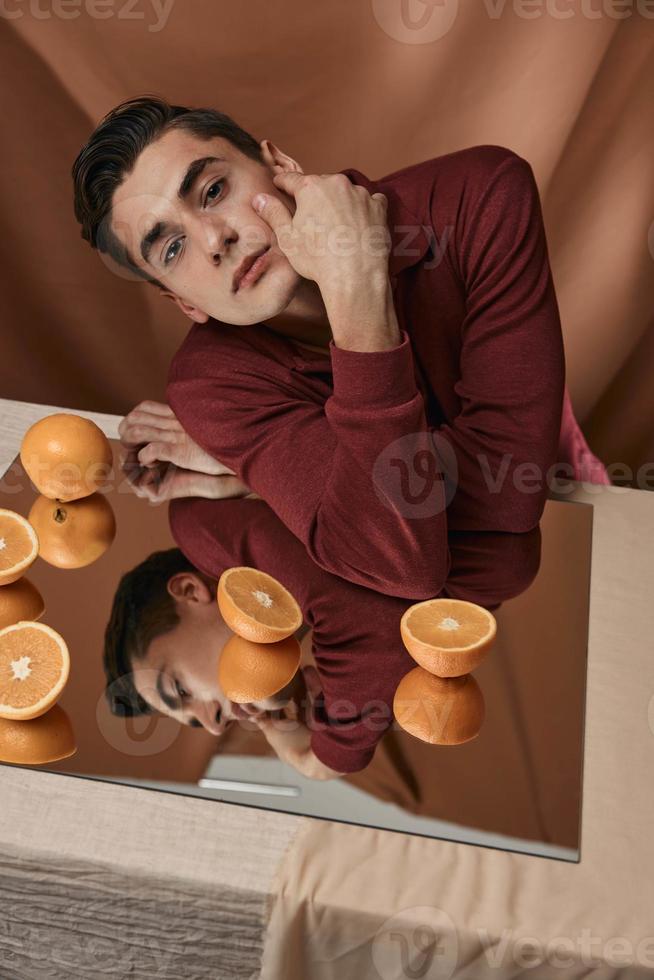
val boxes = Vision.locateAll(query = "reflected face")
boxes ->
[130,570,296,736]
[110,128,304,326]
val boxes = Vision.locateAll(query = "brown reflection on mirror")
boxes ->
[0,440,591,856]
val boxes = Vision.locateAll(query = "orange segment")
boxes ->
[0,703,76,765]
[20,412,113,502]
[400,598,497,677]
[0,577,45,629]
[217,566,303,643]
[218,633,301,702]
[393,667,485,745]
[28,493,116,569]
[0,621,70,720]
[0,508,39,586]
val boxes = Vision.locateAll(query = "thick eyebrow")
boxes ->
[139,156,226,266]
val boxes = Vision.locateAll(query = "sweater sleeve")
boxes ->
[166,330,451,601]
[435,150,566,533]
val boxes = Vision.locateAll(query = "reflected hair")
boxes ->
[71,94,265,289]
[103,547,213,718]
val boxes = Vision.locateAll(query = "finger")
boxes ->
[270,170,308,196]
[136,400,176,417]
[119,419,183,448]
[252,189,294,234]
[137,442,174,468]
[302,665,323,702]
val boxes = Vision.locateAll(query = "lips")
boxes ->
[233,246,270,293]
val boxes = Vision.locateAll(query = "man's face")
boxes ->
[130,570,298,736]
[110,128,303,326]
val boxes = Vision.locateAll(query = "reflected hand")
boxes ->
[253,666,345,780]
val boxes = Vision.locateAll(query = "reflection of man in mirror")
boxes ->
[72,95,611,606]
[102,495,541,781]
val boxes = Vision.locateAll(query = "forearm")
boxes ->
[322,273,402,352]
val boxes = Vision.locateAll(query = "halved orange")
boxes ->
[20,412,113,502]
[0,508,39,586]
[218,633,301,702]
[0,703,76,764]
[0,621,70,720]
[0,577,45,630]
[400,598,497,677]
[393,667,485,745]
[217,566,303,643]
[28,492,116,569]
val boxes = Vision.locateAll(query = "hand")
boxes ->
[118,399,234,475]
[252,666,346,780]
[118,400,255,504]
[255,171,391,297]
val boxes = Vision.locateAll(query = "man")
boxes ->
[104,490,542,779]
[72,95,610,599]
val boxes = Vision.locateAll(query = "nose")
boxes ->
[196,214,235,266]
[195,700,226,736]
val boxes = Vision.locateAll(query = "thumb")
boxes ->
[252,189,293,233]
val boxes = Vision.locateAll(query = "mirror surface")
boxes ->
[0,442,592,861]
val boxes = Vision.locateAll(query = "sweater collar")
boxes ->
[338,166,433,279]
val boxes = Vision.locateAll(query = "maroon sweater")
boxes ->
[168,494,541,772]
[166,144,609,601]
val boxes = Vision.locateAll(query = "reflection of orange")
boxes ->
[0,577,45,629]
[28,493,116,569]
[393,667,485,745]
[0,508,39,586]
[400,598,496,677]
[217,566,303,643]
[218,633,301,702]
[20,412,113,502]
[0,620,70,720]
[0,703,76,764]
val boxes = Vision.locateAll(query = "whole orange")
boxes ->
[28,493,116,569]
[20,413,113,502]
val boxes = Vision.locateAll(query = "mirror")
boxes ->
[0,440,591,861]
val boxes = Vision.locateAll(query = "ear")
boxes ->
[167,572,214,604]
[259,138,304,177]
[160,289,209,324]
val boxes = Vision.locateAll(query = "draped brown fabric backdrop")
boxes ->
[2,2,652,486]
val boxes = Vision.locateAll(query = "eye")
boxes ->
[175,679,190,701]
[203,178,224,205]
[163,238,183,266]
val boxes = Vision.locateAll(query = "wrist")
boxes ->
[323,273,401,352]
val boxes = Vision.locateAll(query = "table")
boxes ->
[1,398,652,979]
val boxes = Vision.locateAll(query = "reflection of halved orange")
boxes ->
[0,577,45,629]
[0,508,39,586]
[400,598,497,677]
[218,633,301,702]
[20,412,113,502]
[217,566,303,643]
[0,703,76,764]
[28,493,116,569]
[393,667,485,745]
[0,621,70,720]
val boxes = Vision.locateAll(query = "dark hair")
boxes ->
[71,94,265,289]
[103,547,215,717]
